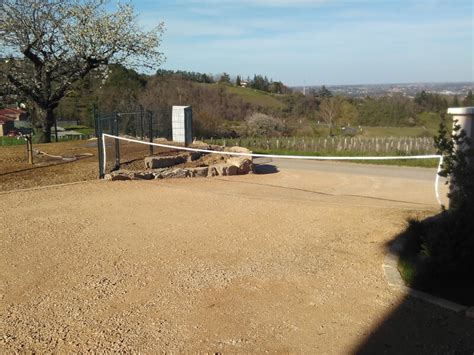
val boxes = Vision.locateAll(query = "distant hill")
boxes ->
[295,82,474,98]
[2,63,468,138]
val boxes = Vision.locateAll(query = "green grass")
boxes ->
[62,125,95,135]
[252,149,440,168]
[398,258,418,285]
[0,136,26,146]
[225,85,286,110]
[361,126,436,138]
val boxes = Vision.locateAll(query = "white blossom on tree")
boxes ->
[0,0,165,142]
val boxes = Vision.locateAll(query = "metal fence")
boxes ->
[94,105,172,178]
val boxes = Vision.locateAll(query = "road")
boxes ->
[255,157,441,181]
[252,157,448,207]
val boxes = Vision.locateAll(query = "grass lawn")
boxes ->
[0,136,26,146]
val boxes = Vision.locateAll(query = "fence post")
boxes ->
[113,112,120,171]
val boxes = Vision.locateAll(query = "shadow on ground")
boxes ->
[354,222,474,354]
[254,163,279,175]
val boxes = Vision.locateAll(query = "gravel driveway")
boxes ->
[1,167,472,353]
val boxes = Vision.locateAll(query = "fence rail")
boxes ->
[206,136,436,155]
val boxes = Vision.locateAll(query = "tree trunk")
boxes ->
[36,107,55,143]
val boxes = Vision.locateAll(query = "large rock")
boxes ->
[188,167,209,177]
[155,168,190,179]
[225,146,253,155]
[226,165,239,176]
[224,146,254,174]
[187,152,202,162]
[144,155,187,169]
[207,164,239,177]
[132,172,154,180]
[226,156,254,175]
[190,141,211,150]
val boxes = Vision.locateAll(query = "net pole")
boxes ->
[113,112,120,171]
[148,111,153,156]
[140,105,144,141]
[94,105,105,179]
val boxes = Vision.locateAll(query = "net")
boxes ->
[100,132,445,206]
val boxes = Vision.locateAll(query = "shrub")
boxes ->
[245,112,284,137]
[420,119,474,280]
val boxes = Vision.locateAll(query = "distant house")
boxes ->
[0,115,15,136]
[0,107,28,121]
[0,108,30,136]
[240,81,248,88]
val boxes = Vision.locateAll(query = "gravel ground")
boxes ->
[1,158,473,353]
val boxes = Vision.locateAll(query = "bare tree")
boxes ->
[318,97,341,136]
[0,0,164,142]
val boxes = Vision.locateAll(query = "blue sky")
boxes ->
[133,0,473,86]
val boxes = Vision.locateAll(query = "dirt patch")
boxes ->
[0,139,178,192]
[0,140,98,192]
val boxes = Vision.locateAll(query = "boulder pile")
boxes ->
[105,143,254,181]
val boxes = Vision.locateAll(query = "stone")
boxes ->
[190,141,211,150]
[209,144,224,152]
[188,167,208,177]
[226,156,254,174]
[152,169,166,179]
[160,168,189,179]
[105,173,131,181]
[131,172,154,180]
[207,166,219,177]
[144,155,187,169]
[224,146,252,154]
[213,164,229,176]
[145,155,187,169]
[187,152,202,162]
[226,165,239,176]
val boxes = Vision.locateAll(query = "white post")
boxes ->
[447,106,474,207]
[447,107,474,147]
[172,106,193,146]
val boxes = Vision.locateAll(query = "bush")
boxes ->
[419,211,474,280]
[421,118,474,280]
[245,112,284,137]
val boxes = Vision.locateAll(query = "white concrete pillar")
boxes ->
[172,106,193,146]
[447,107,474,146]
[447,106,474,208]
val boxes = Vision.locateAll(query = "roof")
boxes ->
[0,107,26,116]
[0,113,13,122]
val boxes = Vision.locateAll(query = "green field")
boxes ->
[361,126,436,138]
[225,85,286,110]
